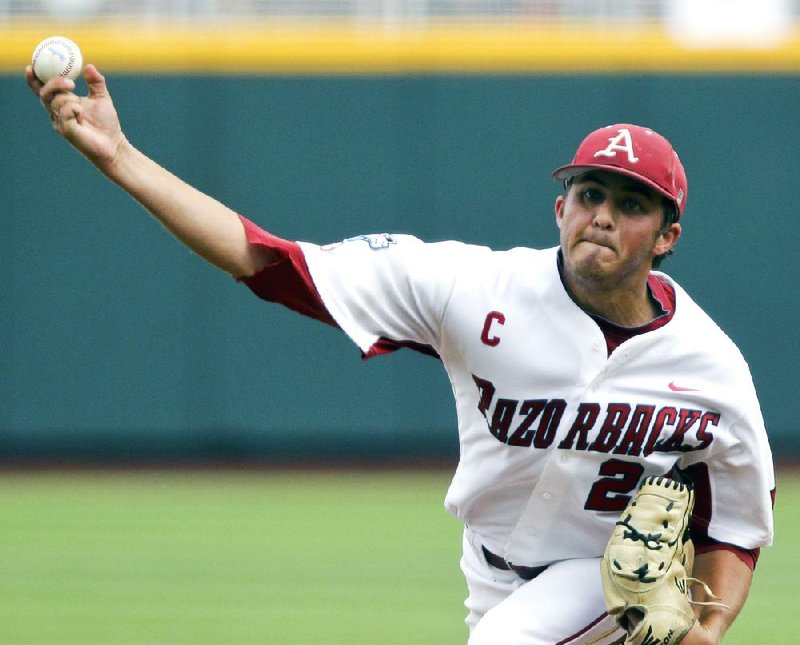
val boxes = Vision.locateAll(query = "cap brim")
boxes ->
[552,163,676,206]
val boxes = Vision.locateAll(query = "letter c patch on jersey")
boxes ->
[594,127,639,164]
[481,311,505,347]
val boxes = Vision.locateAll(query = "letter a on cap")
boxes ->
[594,128,639,163]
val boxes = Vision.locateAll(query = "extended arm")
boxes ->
[26,64,275,278]
[682,549,753,644]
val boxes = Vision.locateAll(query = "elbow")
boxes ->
[229,245,278,279]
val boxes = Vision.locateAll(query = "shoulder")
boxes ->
[655,271,752,372]
[308,233,552,270]
[310,233,488,259]
[427,242,559,291]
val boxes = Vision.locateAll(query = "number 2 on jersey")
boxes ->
[584,458,645,512]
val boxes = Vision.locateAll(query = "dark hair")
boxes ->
[561,178,679,269]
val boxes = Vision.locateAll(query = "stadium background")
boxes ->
[1,2,798,642]
[3,1,799,463]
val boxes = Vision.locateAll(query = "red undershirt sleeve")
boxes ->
[694,540,760,570]
[235,216,337,327]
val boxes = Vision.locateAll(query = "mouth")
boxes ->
[579,238,615,252]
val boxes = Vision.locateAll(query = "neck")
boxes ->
[574,284,658,327]
[559,260,657,328]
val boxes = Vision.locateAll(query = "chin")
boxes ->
[570,246,616,276]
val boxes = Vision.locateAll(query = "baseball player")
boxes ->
[29,65,774,644]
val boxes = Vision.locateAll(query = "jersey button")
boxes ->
[542,491,553,501]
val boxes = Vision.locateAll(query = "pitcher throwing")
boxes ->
[28,63,774,644]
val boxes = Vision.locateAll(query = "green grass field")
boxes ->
[1,467,797,644]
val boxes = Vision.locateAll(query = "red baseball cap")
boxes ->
[552,124,688,217]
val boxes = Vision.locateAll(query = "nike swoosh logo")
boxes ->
[668,381,700,392]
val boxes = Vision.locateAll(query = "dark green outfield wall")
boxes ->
[2,74,797,461]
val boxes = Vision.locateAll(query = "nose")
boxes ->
[592,201,615,230]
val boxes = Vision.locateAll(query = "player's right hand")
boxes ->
[26,64,128,171]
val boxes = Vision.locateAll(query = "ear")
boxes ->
[555,195,565,228]
[653,222,682,256]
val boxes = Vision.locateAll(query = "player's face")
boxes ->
[555,171,680,290]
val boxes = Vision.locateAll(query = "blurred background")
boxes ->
[1,1,798,464]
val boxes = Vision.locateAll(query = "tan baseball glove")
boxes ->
[600,474,712,645]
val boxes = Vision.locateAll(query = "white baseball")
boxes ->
[31,36,83,83]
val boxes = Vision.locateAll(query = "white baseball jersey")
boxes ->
[241,222,775,569]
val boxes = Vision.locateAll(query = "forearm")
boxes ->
[29,66,275,278]
[682,549,753,644]
[105,139,273,277]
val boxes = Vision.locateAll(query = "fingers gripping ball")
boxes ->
[600,476,697,645]
[32,36,83,83]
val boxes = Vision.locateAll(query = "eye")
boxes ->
[581,187,604,203]
[620,197,645,213]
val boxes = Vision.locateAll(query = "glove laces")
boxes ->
[686,577,730,610]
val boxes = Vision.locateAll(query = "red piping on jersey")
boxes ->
[363,337,440,360]
[555,612,610,644]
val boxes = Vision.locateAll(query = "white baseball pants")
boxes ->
[462,528,625,644]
